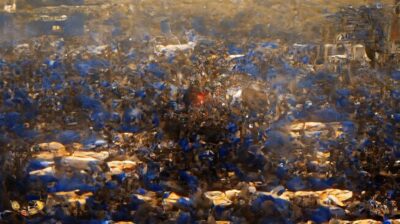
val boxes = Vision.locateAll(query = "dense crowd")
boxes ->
[0,33,399,223]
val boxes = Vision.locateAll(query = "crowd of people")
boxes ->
[0,31,398,223]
